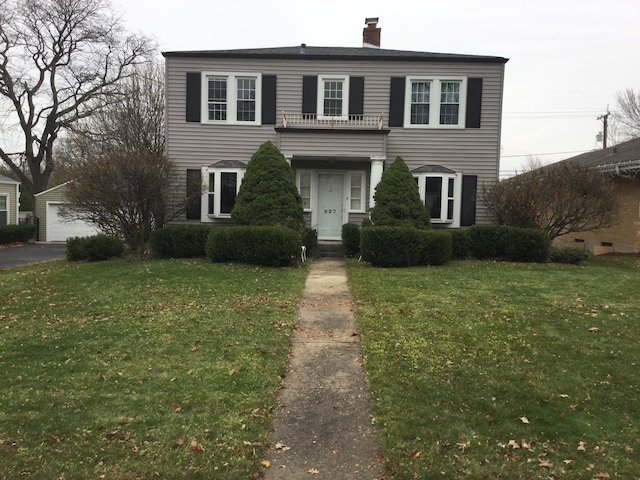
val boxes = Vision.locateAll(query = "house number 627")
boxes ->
[323,209,337,214]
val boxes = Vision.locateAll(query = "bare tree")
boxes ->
[483,161,618,240]
[60,62,185,252]
[614,88,640,139]
[0,0,155,201]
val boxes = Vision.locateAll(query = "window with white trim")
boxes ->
[298,171,312,211]
[348,172,366,212]
[414,171,462,225]
[318,75,349,120]
[204,166,245,217]
[202,72,261,125]
[0,195,7,225]
[405,77,466,128]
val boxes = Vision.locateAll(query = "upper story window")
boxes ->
[317,75,350,120]
[202,72,261,125]
[405,77,466,128]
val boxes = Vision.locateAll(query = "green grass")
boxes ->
[0,258,307,479]
[347,256,640,479]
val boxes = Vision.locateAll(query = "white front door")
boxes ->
[317,173,344,240]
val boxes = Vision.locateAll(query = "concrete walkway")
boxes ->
[264,257,381,479]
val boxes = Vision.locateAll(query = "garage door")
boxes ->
[47,203,99,242]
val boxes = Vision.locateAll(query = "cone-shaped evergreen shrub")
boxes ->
[231,141,305,231]
[370,156,430,228]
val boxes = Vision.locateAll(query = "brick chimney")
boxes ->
[363,17,381,48]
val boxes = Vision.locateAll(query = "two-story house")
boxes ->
[163,20,508,240]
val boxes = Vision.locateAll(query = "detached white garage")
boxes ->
[35,182,100,242]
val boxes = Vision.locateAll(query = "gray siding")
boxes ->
[34,183,69,241]
[0,181,19,225]
[166,55,505,224]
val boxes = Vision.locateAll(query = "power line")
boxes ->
[500,149,590,159]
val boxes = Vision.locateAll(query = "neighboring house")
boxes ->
[554,137,640,254]
[0,173,20,226]
[163,19,508,240]
[34,182,100,242]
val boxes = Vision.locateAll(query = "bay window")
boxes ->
[413,166,463,226]
[202,162,246,219]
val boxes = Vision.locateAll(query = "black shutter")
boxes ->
[186,72,201,123]
[460,175,478,226]
[261,75,277,125]
[302,76,318,115]
[348,76,364,117]
[465,78,483,129]
[389,77,405,127]
[186,169,202,220]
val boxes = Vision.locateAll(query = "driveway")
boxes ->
[0,243,66,270]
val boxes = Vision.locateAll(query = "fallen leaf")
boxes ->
[577,441,587,451]
[308,468,319,474]
[274,442,291,451]
[508,440,520,449]
[261,460,271,468]
[625,446,634,453]
[228,369,236,376]
[538,458,553,468]
[244,441,261,447]
[521,440,531,450]
[520,416,530,424]
[559,394,570,398]
[588,327,600,332]
[563,459,573,464]
[176,437,185,446]
[409,450,421,459]
[170,402,181,412]
[594,472,610,479]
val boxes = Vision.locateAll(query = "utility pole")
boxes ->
[597,109,610,149]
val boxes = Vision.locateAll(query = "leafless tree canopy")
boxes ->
[614,88,640,139]
[0,0,155,198]
[483,161,618,240]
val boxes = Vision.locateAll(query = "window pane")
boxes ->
[220,172,237,214]
[236,78,256,122]
[299,172,311,209]
[410,81,430,124]
[439,81,460,125]
[323,80,343,116]
[208,77,227,121]
[350,173,362,211]
[208,173,215,215]
[0,196,6,209]
[0,211,6,226]
[425,177,442,219]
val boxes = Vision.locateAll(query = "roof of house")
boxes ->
[0,173,19,184]
[557,136,640,175]
[162,45,508,64]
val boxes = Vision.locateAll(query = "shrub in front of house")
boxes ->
[0,224,36,244]
[206,226,300,267]
[342,223,361,258]
[549,247,590,264]
[302,227,318,258]
[369,157,431,229]
[66,234,124,262]
[467,225,510,259]
[503,227,550,262]
[231,141,305,232]
[421,230,453,266]
[450,229,471,260]
[149,225,212,258]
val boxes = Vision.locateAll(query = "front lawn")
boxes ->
[0,259,307,479]
[348,256,640,479]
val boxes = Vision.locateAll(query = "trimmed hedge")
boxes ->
[467,225,549,262]
[206,226,300,267]
[149,225,212,258]
[0,224,36,244]
[342,223,361,258]
[549,247,589,264]
[450,229,471,260]
[302,227,318,258]
[66,234,125,262]
[361,226,452,267]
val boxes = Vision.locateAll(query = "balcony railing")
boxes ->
[280,112,385,130]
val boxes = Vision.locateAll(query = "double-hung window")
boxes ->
[413,168,462,226]
[0,195,7,225]
[203,163,246,218]
[202,72,261,125]
[405,77,466,128]
[317,75,349,120]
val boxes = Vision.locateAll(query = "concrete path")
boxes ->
[264,257,381,480]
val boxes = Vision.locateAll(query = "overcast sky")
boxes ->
[113,0,640,175]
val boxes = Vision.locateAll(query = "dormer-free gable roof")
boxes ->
[162,45,508,64]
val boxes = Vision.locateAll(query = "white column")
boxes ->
[284,154,293,166]
[369,156,385,210]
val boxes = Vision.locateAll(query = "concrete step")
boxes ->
[317,241,344,257]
